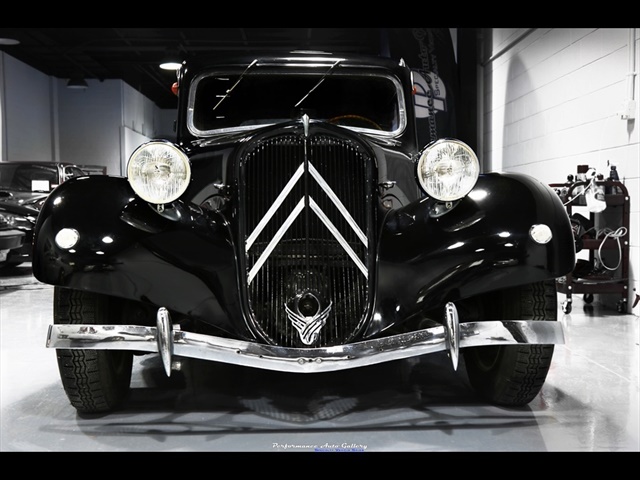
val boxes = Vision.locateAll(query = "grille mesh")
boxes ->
[241,131,372,347]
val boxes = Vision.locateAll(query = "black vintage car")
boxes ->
[33,46,576,413]
[0,162,87,210]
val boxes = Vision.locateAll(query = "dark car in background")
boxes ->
[0,201,38,268]
[0,161,86,269]
[33,37,576,414]
[0,162,87,210]
[0,206,25,268]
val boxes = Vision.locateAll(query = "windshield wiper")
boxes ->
[294,60,341,108]
[212,59,258,112]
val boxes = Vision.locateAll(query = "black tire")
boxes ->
[463,280,557,407]
[54,287,133,414]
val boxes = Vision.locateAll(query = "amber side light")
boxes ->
[171,82,179,96]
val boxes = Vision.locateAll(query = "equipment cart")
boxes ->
[550,179,630,314]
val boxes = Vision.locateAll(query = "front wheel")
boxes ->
[463,280,558,407]
[54,287,133,414]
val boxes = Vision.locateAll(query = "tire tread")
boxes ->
[464,280,557,406]
[54,287,132,414]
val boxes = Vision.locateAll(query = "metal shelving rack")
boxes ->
[550,180,630,314]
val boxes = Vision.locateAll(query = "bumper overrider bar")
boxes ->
[46,302,565,375]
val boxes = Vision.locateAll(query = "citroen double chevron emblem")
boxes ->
[285,294,332,345]
[245,160,368,284]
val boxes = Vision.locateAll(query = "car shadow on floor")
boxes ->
[3,351,558,452]
[112,351,539,426]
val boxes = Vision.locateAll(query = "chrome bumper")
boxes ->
[46,302,565,375]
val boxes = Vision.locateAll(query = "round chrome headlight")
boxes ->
[127,141,191,204]
[416,138,480,201]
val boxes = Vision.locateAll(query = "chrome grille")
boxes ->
[241,130,373,347]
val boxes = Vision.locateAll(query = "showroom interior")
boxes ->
[0,28,638,452]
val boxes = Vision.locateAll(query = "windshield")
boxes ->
[188,64,405,136]
[0,164,60,192]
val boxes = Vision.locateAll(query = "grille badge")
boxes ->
[285,292,332,345]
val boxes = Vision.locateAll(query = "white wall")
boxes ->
[1,50,174,176]
[482,28,639,315]
[1,53,55,164]
[57,77,125,175]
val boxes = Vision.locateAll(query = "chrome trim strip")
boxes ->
[245,158,368,282]
[248,195,367,283]
[245,161,366,251]
[46,320,565,374]
[246,163,305,251]
[308,162,367,247]
[248,197,305,284]
[309,198,367,278]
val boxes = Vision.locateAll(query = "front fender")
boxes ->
[370,172,575,334]
[32,175,248,338]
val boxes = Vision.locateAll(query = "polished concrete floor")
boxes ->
[1,264,638,453]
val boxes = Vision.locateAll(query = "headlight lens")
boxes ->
[416,138,480,201]
[0,212,32,228]
[127,141,191,204]
[0,213,15,226]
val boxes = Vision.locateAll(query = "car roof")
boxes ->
[182,51,409,77]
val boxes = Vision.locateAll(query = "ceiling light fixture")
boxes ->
[160,60,182,71]
[159,49,182,71]
[67,77,88,90]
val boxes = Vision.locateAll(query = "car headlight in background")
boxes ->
[0,212,34,228]
[127,141,191,205]
[0,212,15,227]
[416,138,480,201]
